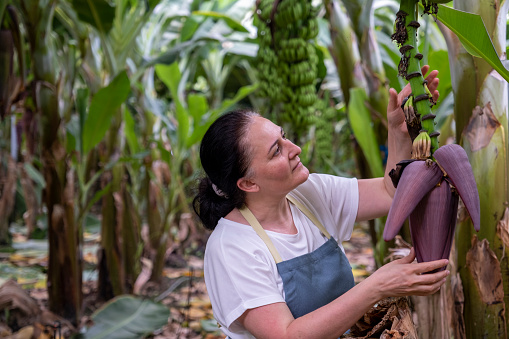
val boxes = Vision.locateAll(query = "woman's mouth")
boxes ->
[293,161,302,171]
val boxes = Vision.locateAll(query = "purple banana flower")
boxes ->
[384,144,480,266]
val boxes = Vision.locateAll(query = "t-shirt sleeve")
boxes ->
[204,226,285,329]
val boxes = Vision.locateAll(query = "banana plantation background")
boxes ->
[0,0,508,337]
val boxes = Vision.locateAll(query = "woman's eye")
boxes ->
[282,132,287,140]
[274,145,281,156]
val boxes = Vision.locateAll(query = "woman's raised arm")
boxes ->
[356,66,439,222]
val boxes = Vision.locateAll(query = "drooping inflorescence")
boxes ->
[384,0,480,267]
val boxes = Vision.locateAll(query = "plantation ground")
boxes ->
[0,223,375,338]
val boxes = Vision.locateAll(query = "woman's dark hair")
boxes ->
[193,109,259,230]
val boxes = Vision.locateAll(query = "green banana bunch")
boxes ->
[312,97,336,168]
[254,0,319,135]
[383,0,480,268]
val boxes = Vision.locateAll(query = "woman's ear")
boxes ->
[237,177,259,193]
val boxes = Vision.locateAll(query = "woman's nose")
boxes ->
[286,139,301,158]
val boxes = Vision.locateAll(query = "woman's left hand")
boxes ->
[387,65,440,140]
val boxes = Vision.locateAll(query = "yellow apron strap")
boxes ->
[239,206,283,264]
[286,195,331,239]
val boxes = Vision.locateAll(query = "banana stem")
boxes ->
[396,0,439,153]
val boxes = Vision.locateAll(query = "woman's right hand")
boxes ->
[368,247,449,299]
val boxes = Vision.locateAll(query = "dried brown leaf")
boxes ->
[496,207,509,250]
[465,103,501,152]
[466,235,504,304]
[6,325,34,339]
[451,273,466,339]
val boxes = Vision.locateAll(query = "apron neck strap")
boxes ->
[239,207,283,263]
[286,195,331,239]
[238,195,331,264]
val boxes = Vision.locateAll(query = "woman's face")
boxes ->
[242,116,309,195]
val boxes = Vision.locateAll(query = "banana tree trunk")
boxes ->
[97,124,126,299]
[0,155,16,245]
[97,108,140,299]
[19,0,82,325]
[97,166,126,299]
[440,0,509,337]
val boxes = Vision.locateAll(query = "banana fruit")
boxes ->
[255,0,319,134]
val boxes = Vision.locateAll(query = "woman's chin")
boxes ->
[297,165,310,183]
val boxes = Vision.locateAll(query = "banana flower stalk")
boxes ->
[384,144,480,269]
[384,0,481,269]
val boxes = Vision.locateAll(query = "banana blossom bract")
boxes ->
[383,144,480,270]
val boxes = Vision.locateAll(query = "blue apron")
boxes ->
[239,195,355,319]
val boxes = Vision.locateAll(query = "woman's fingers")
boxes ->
[414,278,446,296]
[398,65,439,104]
[418,268,450,285]
[410,262,449,296]
[387,88,400,114]
[398,247,416,264]
[421,65,430,77]
[414,258,449,275]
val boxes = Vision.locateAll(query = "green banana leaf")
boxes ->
[436,4,509,83]
[82,71,130,154]
[71,0,115,33]
[155,62,189,148]
[123,109,141,155]
[347,87,384,178]
[76,295,170,339]
[141,41,195,68]
[191,11,249,33]
[23,163,46,189]
[73,87,89,154]
[188,93,208,124]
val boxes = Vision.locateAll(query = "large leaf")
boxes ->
[78,295,170,339]
[82,71,130,154]
[436,4,509,83]
[181,16,201,42]
[141,41,195,68]
[188,93,208,123]
[76,87,89,154]
[71,0,115,33]
[191,11,248,33]
[155,62,189,148]
[123,109,140,155]
[23,163,46,189]
[347,87,384,178]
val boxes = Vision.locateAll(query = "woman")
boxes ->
[193,66,449,339]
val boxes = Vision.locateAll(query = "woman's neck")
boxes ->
[224,193,297,234]
[242,194,297,234]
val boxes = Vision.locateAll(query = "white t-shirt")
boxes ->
[204,173,359,338]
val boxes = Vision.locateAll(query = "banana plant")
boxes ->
[436,1,509,337]
[383,1,509,337]
[383,0,481,262]
[0,5,17,245]
[1,0,84,325]
[146,59,256,282]
[70,0,162,299]
[131,0,258,282]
